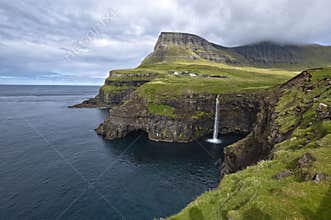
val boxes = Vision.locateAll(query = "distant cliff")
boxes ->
[143,32,331,68]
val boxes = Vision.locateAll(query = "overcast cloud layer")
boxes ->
[0,0,331,85]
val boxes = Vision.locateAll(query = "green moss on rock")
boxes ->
[100,85,134,94]
[191,111,210,120]
[147,103,176,117]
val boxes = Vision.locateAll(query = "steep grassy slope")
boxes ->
[167,68,331,220]
[227,42,331,68]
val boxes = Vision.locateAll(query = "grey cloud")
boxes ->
[0,0,330,84]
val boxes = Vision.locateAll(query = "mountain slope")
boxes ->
[143,32,331,68]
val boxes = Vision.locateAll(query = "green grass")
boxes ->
[136,61,297,102]
[106,76,154,82]
[275,67,331,135]
[147,103,176,117]
[102,60,298,108]
[141,45,202,64]
[191,111,210,119]
[109,68,163,75]
[311,68,331,81]
[103,60,298,102]
[167,68,331,220]
[100,84,134,94]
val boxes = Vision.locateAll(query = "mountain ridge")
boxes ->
[143,32,331,68]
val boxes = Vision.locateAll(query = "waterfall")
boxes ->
[213,94,220,140]
[207,94,222,144]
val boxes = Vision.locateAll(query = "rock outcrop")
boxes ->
[220,68,331,177]
[71,71,157,108]
[220,92,279,176]
[96,92,261,143]
[143,32,236,64]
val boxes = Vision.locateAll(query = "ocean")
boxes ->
[0,85,242,220]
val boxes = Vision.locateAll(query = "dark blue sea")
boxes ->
[0,85,242,220]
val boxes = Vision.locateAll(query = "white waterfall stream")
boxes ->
[207,94,222,144]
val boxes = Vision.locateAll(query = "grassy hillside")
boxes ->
[167,68,331,220]
[103,60,297,105]
[227,42,331,69]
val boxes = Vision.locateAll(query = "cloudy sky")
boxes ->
[0,0,330,85]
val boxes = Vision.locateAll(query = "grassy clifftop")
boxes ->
[102,60,297,105]
[137,60,296,102]
[167,68,331,220]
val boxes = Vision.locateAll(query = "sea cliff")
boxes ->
[72,32,331,219]
[96,91,261,142]
[169,68,331,219]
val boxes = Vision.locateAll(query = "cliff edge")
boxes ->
[169,68,331,220]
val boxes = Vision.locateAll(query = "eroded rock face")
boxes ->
[273,170,294,179]
[219,94,260,134]
[96,92,261,143]
[144,32,235,64]
[71,71,156,108]
[220,93,278,177]
[219,69,329,178]
[96,71,154,107]
[220,70,310,177]
[297,153,316,169]
[96,86,134,106]
[313,172,327,183]
[316,102,331,120]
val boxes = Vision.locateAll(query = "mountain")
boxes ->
[143,32,331,68]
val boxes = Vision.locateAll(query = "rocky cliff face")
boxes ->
[96,92,261,143]
[220,94,278,176]
[220,68,330,177]
[169,68,330,220]
[71,71,156,108]
[143,32,236,64]
[96,71,153,106]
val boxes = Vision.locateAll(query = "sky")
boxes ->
[0,0,331,85]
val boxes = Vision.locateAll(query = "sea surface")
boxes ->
[0,85,243,220]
